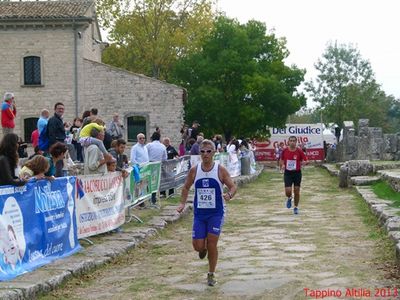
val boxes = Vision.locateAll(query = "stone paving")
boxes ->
[33,166,400,300]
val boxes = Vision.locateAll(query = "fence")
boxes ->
[0,153,252,281]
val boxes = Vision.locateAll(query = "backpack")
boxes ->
[38,125,49,151]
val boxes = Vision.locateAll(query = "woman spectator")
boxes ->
[70,117,83,162]
[45,142,67,178]
[0,133,26,186]
[19,155,50,180]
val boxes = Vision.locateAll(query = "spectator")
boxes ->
[161,137,179,197]
[19,155,49,180]
[37,109,49,134]
[146,131,167,205]
[1,92,17,135]
[45,142,67,178]
[107,160,117,172]
[17,137,28,158]
[189,120,200,140]
[107,113,124,140]
[81,108,98,128]
[108,138,129,178]
[47,102,66,147]
[84,128,109,175]
[79,118,113,162]
[0,133,26,186]
[130,133,149,165]
[31,129,39,148]
[28,146,43,159]
[190,136,204,155]
[70,117,83,162]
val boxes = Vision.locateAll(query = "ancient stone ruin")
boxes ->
[326,119,400,163]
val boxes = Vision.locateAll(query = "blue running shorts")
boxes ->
[192,214,225,239]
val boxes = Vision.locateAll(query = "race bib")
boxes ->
[286,159,297,171]
[197,188,216,209]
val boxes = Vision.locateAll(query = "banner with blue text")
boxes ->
[0,178,81,281]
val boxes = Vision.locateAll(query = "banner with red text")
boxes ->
[254,123,324,161]
[76,172,125,239]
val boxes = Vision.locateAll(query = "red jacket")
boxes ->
[1,101,16,128]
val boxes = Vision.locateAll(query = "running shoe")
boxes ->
[207,273,217,286]
[199,249,207,259]
[294,207,299,215]
[286,197,292,209]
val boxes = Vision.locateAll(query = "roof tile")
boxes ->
[0,0,93,20]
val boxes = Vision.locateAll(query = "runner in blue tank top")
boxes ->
[177,139,237,286]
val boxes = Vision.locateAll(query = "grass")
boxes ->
[372,180,400,208]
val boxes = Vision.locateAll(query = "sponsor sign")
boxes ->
[255,123,325,161]
[0,178,80,281]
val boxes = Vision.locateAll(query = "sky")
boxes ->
[217,0,400,107]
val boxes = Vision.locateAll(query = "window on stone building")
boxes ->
[24,117,39,142]
[23,56,41,85]
[127,116,147,142]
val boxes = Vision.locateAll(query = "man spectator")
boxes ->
[1,92,17,135]
[190,136,204,155]
[37,109,49,134]
[189,120,200,140]
[47,102,66,147]
[84,128,109,175]
[146,131,167,205]
[130,133,149,165]
[108,138,128,178]
[81,107,98,128]
[161,137,179,197]
[107,113,124,140]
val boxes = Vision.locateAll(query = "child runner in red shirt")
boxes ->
[280,135,308,214]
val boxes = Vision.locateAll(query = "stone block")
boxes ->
[379,209,400,226]
[388,231,400,243]
[385,217,400,232]
[347,160,373,176]
[384,134,398,153]
[370,204,388,218]
[358,119,369,128]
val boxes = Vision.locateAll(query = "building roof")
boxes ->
[0,0,93,20]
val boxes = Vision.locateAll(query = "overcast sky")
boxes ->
[217,0,400,106]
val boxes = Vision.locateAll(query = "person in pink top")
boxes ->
[280,136,308,214]
[31,129,39,148]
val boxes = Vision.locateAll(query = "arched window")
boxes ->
[127,116,147,142]
[24,117,39,142]
[23,56,41,85]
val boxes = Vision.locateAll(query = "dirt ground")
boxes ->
[40,167,400,300]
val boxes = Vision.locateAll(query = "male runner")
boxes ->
[280,136,308,214]
[177,139,237,286]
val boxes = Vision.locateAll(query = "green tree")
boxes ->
[306,41,396,131]
[97,0,215,79]
[172,16,305,141]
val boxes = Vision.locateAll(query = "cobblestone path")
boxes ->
[42,167,399,300]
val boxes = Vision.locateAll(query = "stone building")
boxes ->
[0,0,185,145]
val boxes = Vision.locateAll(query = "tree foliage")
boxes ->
[306,41,399,132]
[172,16,306,140]
[97,0,215,79]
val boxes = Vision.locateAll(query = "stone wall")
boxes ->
[82,60,185,146]
[0,14,185,146]
[338,119,399,162]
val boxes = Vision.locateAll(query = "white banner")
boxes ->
[76,172,125,239]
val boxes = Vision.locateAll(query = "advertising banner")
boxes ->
[76,172,125,239]
[159,156,190,192]
[254,123,325,161]
[0,178,80,281]
[124,162,161,207]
